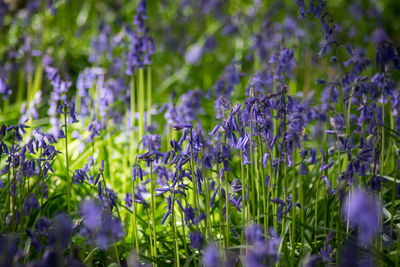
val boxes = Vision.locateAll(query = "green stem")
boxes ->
[138,69,145,140]
[150,162,157,261]
[171,192,180,267]
[147,66,152,126]
[291,149,296,262]
[64,108,71,216]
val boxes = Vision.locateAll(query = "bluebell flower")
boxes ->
[24,193,39,215]
[202,243,221,267]
[124,193,133,208]
[299,162,308,175]
[342,188,381,245]
[36,216,51,236]
[189,231,204,250]
[80,200,124,248]
[0,78,12,99]
[26,229,41,250]
[49,214,73,250]
[294,0,306,19]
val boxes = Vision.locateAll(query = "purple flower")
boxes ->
[49,214,73,249]
[0,78,12,99]
[202,243,221,267]
[299,162,308,175]
[189,231,204,250]
[80,200,124,248]
[36,216,51,236]
[25,229,41,250]
[320,160,334,172]
[185,44,203,65]
[24,193,39,215]
[342,188,380,245]
[124,193,133,208]
[295,0,307,19]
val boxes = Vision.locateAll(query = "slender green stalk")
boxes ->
[291,149,296,262]
[314,175,320,245]
[171,192,180,267]
[149,162,157,261]
[389,144,397,236]
[249,104,256,223]
[258,136,267,232]
[298,160,304,257]
[129,75,136,166]
[132,177,139,252]
[64,107,71,216]
[267,154,274,232]
[379,91,385,251]
[189,129,200,213]
[138,69,145,140]
[224,169,230,248]
[204,170,213,240]
[147,66,152,126]
[216,150,227,253]
[145,207,155,262]
[178,195,188,257]
[113,245,121,266]
[239,150,246,245]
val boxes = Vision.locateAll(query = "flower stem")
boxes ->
[64,107,71,216]
[150,161,157,261]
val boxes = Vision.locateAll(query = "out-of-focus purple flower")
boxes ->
[0,234,22,266]
[80,200,124,248]
[299,162,308,175]
[320,160,334,172]
[342,188,381,245]
[202,243,221,267]
[36,216,51,236]
[189,231,204,250]
[24,193,39,215]
[184,205,195,225]
[26,229,41,250]
[134,0,147,33]
[295,0,307,19]
[124,193,133,208]
[375,40,400,72]
[49,214,73,249]
[185,44,203,65]
[245,225,280,265]
[0,78,12,99]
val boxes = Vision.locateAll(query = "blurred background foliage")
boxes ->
[1,0,399,114]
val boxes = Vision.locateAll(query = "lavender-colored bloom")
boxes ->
[36,216,51,236]
[245,224,280,265]
[342,188,380,245]
[202,243,221,267]
[26,229,41,250]
[124,193,133,208]
[185,44,203,65]
[375,40,400,72]
[134,192,147,206]
[24,193,39,215]
[0,78,12,99]
[49,214,73,249]
[80,200,124,248]
[210,185,220,207]
[299,162,308,175]
[189,231,204,250]
[183,206,195,225]
[210,124,221,136]
[320,160,334,172]
[295,0,307,19]
[172,123,193,130]
[321,176,332,192]
[195,213,206,225]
